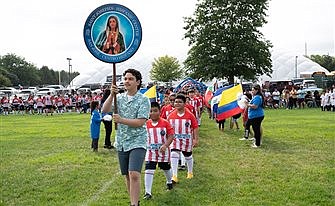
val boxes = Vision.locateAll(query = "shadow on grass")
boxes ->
[261,137,296,154]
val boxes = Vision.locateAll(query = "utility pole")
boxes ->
[66,58,72,86]
[295,56,298,78]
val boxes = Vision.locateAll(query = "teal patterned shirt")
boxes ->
[113,92,150,152]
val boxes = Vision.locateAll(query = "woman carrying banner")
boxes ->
[247,84,265,148]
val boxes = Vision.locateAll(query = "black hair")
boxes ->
[123,68,142,90]
[253,84,265,108]
[187,89,195,94]
[179,91,187,96]
[245,92,252,101]
[90,101,99,114]
[150,101,161,110]
[101,89,110,105]
[175,94,186,103]
[169,93,176,98]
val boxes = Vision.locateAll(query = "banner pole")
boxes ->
[113,63,118,130]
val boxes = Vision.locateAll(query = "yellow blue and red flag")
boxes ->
[216,84,243,120]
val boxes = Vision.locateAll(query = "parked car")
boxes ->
[19,89,36,95]
[76,87,91,95]
[28,86,39,93]
[16,89,36,100]
[301,87,323,94]
[0,91,7,98]
[45,85,65,94]
[36,88,56,96]
[0,87,19,97]
[92,89,103,95]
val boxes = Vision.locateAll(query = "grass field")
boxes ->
[0,109,334,206]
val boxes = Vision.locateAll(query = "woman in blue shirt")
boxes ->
[247,84,265,148]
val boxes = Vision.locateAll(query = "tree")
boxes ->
[0,53,76,86]
[309,54,335,72]
[184,0,272,83]
[150,55,184,83]
[0,74,11,86]
[0,53,40,86]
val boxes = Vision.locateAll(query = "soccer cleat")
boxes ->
[239,138,248,140]
[178,165,186,170]
[143,193,152,200]
[166,183,173,190]
[172,175,179,184]
[187,173,193,179]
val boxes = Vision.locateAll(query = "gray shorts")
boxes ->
[118,148,146,175]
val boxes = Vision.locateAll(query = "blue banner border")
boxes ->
[83,4,142,63]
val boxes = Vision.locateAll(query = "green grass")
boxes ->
[0,109,334,206]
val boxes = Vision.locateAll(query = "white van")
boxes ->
[0,87,18,97]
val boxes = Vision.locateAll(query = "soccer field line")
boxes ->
[81,169,120,206]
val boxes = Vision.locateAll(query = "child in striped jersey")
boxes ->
[167,94,199,183]
[143,102,175,200]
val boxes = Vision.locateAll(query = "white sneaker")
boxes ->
[239,138,248,141]
[251,143,259,148]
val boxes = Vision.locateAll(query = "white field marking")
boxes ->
[81,170,120,206]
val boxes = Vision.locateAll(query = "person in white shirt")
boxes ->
[272,88,280,109]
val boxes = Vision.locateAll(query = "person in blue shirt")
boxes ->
[90,101,101,152]
[247,84,265,148]
[102,69,150,206]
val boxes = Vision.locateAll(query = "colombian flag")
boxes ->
[216,84,243,120]
[144,85,157,102]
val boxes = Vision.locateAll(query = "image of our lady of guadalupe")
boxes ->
[95,15,125,55]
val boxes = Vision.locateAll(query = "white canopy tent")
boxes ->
[259,50,329,82]
[71,49,330,89]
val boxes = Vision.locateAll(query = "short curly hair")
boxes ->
[123,68,142,90]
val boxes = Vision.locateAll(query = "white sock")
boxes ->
[180,153,186,166]
[144,169,155,195]
[170,151,179,177]
[185,155,193,173]
[163,169,172,184]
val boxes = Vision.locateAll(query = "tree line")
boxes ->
[0,53,79,87]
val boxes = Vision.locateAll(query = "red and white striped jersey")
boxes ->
[160,104,175,119]
[167,109,198,152]
[93,95,102,102]
[27,98,34,105]
[145,118,174,162]
[43,95,53,106]
[55,97,64,106]
[1,98,9,107]
[189,97,200,118]
[12,97,20,105]
[36,97,44,107]
[197,95,204,108]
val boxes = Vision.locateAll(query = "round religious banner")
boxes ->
[83,4,142,63]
